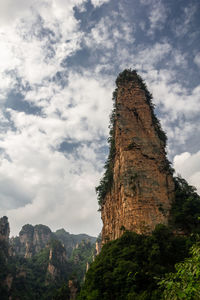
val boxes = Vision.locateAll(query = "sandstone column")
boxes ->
[99,70,174,243]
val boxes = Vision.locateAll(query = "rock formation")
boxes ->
[95,240,101,256]
[55,228,96,257]
[0,216,10,242]
[0,218,96,298]
[11,224,52,257]
[68,279,78,300]
[10,223,96,262]
[98,70,175,244]
[46,240,68,281]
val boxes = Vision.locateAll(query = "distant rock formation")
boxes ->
[0,216,10,242]
[54,228,96,257]
[46,240,68,282]
[10,225,96,258]
[0,217,96,298]
[11,224,52,258]
[98,70,175,244]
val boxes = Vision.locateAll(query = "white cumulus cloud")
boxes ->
[173,151,200,194]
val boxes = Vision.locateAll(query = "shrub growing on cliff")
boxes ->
[95,90,117,208]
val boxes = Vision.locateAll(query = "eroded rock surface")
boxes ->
[101,71,175,243]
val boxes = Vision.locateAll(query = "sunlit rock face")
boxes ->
[101,71,175,244]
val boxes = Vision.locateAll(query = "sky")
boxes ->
[0,0,199,237]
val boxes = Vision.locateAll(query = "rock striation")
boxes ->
[98,70,175,244]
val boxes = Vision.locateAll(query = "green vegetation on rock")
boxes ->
[95,89,117,208]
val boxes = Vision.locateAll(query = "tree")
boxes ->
[159,243,200,300]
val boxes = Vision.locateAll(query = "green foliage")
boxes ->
[170,176,200,233]
[52,283,70,300]
[70,241,95,282]
[0,239,73,299]
[95,89,117,208]
[78,226,191,300]
[159,243,200,299]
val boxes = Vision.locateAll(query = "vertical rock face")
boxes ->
[11,224,53,257]
[68,279,78,300]
[46,240,68,282]
[11,225,96,259]
[95,240,101,256]
[0,216,10,241]
[100,70,174,244]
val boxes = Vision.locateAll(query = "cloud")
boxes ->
[0,0,85,93]
[138,66,200,155]
[85,13,134,51]
[173,151,200,194]
[0,0,34,26]
[173,3,197,37]
[0,122,103,236]
[0,70,113,236]
[91,0,110,7]
[139,0,167,35]
[0,0,117,236]
[194,52,200,68]
[148,0,167,34]
[135,42,172,70]
[0,0,199,238]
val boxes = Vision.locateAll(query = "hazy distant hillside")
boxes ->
[55,228,96,256]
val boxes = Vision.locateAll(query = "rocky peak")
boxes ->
[11,224,53,257]
[0,216,10,241]
[98,70,175,244]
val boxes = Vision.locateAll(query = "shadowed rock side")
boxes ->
[0,216,10,242]
[100,70,175,243]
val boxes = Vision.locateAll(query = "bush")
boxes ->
[159,242,200,299]
[78,226,191,300]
